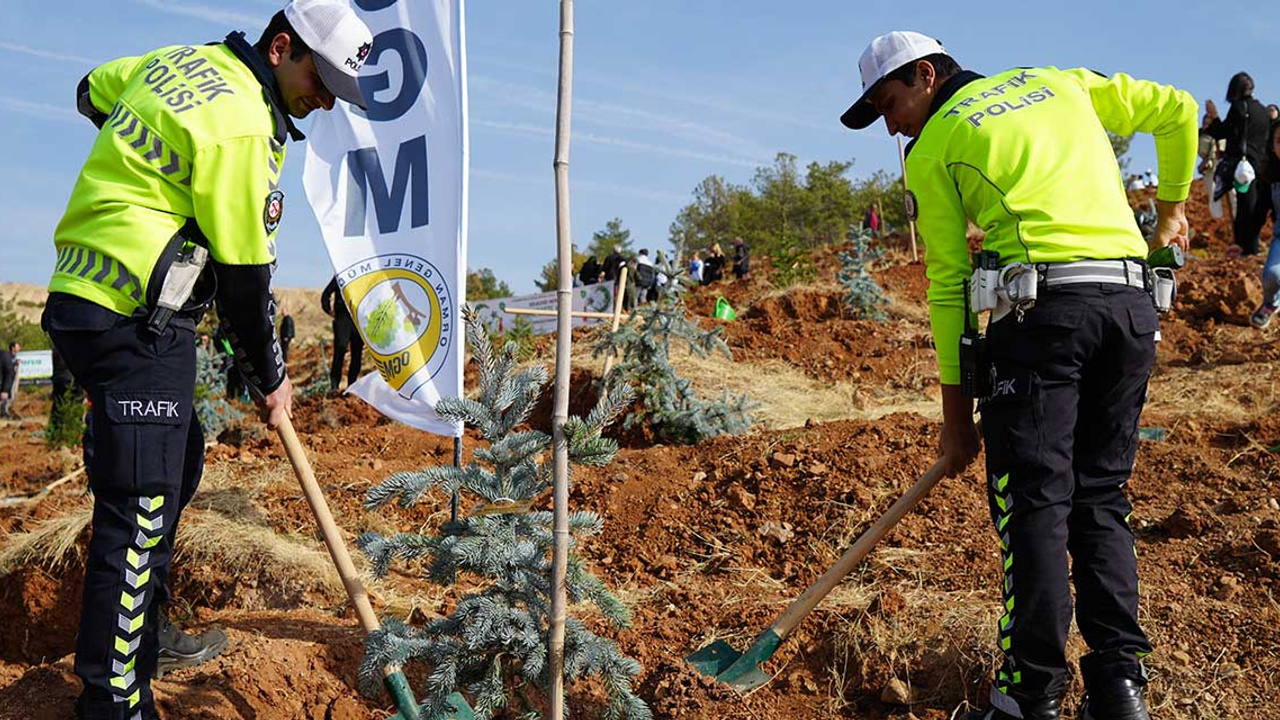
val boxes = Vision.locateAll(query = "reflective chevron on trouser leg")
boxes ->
[105,495,166,710]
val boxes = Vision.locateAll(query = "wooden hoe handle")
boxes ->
[771,457,948,638]
[276,414,382,634]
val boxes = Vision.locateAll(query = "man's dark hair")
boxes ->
[1226,72,1254,103]
[883,53,961,87]
[254,10,311,60]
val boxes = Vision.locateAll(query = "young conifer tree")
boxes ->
[837,225,890,320]
[194,345,244,436]
[357,308,650,720]
[594,254,755,444]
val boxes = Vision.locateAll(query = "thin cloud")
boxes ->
[584,76,844,135]
[132,0,261,28]
[473,119,765,169]
[0,96,82,124]
[472,168,685,203]
[471,75,772,159]
[0,41,96,65]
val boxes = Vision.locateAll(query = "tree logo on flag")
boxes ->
[338,253,456,397]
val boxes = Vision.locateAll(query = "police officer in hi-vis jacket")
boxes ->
[42,2,373,717]
[842,32,1196,720]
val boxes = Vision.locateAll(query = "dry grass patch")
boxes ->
[823,585,999,714]
[0,501,92,575]
[176,509,342,599]
[670,350,939,429]
[1147,362,1280,425]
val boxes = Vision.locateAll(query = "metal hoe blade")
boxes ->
[685,629,782,693]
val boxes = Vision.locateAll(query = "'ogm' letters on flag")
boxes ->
[303,0,467,437]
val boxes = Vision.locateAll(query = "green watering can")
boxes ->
[714,297,737,321]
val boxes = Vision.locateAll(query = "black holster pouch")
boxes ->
[145,220,216,336]
[959,328,990,399]
[959,276,992,400]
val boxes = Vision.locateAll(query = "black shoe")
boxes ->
[155,613,229,678]
[1080,678,1149,720]
[964,696,1062,720]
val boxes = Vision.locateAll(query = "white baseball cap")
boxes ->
[284,0,374,109]
[840,31,946,130]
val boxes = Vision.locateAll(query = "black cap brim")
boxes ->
[316,54,368,110]
[840,84,880,130]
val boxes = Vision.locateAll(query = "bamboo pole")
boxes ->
[897,136,918,262]
[548,0,574,717]
[601,265,628,378]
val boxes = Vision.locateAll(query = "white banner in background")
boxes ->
[302,0,468,437]
[471,282,617,336]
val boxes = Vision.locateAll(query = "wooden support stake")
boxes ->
[601,265,628,379]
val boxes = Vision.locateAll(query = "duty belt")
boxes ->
[1038,259,1147,290]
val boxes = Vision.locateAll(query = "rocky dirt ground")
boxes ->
[0,187,1277,718]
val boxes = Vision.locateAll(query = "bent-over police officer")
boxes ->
[43,2,374,718]
[841,31,1196,720]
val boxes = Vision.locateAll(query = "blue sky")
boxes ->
[1,1,1274,294]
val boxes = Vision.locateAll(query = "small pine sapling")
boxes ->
[837,226,890,320]
[194,345,244,436]
[298,342,334,397]
[357,308,650,720]
[595,254,755,444]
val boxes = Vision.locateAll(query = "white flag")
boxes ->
[302,0,468,437]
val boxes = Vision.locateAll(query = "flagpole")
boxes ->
[548,0,575,717]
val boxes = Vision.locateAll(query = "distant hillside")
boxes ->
[0,282,332,344]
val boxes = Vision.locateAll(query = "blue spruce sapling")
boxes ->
[837,225,890,320]
[357,308,650,720]
[594,254,755,444]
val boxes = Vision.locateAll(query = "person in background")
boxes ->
[702,242,726,285]
[1249,119,1280,327]
[577,255,601,286]
[1126,173,1147,191]
[622,257,638,311]
[603,245,627,306]
[689,251,704,284]
[1204,72,1272,257]
[633,248,658,304]
[322,275,363,392]
[1144,168,1158,187]
[278,297,296,363]
[865,204,882,236]
[731,237,751,280]
[1269,103,1279,123]
[1199,101,1229,219]
[0,341,19,418]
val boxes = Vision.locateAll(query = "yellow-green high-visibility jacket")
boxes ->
[905,66,1198,385]
[51,32,301,393]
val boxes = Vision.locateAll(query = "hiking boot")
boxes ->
[1250,302,1276,329]
[1079,678,1149,720]
[155,613,229,678]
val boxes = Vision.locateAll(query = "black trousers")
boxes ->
[979,284,1155,714]
[44,293,204,720]
[1234,179,1272,256]
[330,314,363,390]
